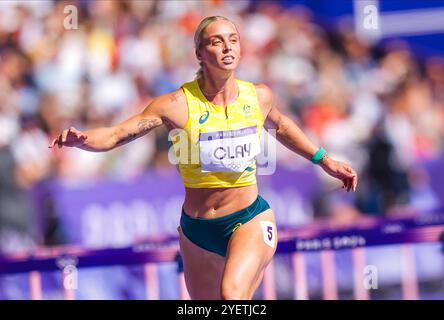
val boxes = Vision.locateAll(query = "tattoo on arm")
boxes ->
[277,115,291,135]
[116,132,138,146]
[169,93,179,103]
[138,118,162,133]
[116,118,162,146]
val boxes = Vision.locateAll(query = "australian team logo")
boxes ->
[243,105,251,114]
[199,111,210,124]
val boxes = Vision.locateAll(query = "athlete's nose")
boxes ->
[222,40,232,52]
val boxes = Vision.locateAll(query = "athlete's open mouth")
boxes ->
[222,55,235,63]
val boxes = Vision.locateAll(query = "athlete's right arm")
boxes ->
[49,94,170,152]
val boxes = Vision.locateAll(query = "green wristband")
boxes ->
[311,147,326,164]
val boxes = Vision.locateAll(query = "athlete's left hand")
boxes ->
[319,155,358,192]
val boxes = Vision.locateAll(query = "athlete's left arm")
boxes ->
[256,83,358,192]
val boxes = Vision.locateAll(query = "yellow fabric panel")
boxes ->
[171,79,264,188]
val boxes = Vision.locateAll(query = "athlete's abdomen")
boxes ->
[183,184,258,219]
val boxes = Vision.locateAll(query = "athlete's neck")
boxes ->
[198,72,238,107]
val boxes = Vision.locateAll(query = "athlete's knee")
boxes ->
[220,282,249,300]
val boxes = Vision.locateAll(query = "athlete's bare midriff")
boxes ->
[183,184,259,219]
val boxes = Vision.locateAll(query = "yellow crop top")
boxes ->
[170,79,264,188]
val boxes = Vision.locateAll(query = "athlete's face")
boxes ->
[197,20,241,73]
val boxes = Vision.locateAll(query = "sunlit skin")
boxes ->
[49,18,358,300]
[199,21,241,74]
[195,20,242,111]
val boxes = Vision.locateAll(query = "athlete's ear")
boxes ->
[195,49,202,61]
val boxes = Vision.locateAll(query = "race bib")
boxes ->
[199,126,261,172]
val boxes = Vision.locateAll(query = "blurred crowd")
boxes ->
[0,0,444,250]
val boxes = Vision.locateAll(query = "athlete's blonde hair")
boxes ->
[193,16,238,79]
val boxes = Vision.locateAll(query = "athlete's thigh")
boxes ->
[222,209,278,298]
[177,226,226,299]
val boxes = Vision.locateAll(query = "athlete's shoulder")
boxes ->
[254,83,274,108]
[254,83,273,96]
[154,88,186,108]
[145,88,187,120]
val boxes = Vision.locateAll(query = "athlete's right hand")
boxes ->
[49,127,88,149]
